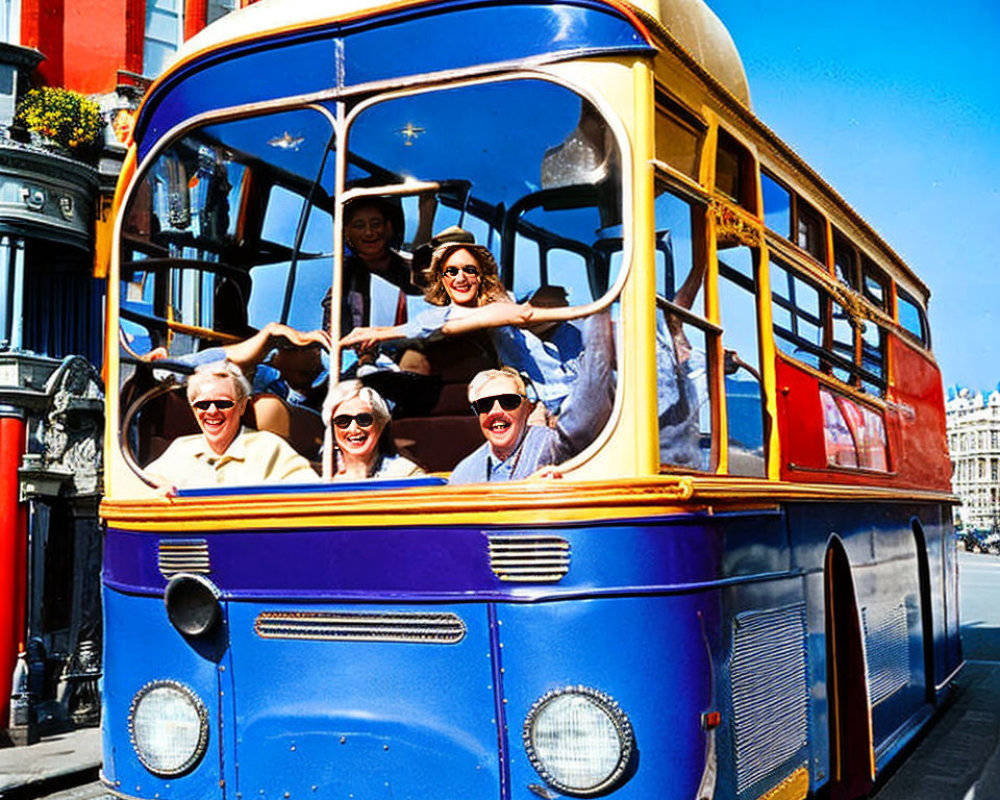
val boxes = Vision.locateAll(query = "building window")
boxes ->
[207,0,237,25]
[0,0,19,44]
[144,0,184,78]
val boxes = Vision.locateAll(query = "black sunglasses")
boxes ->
[333,412,375,429]
[442,265,480,278]
[192,399,236,411]
[471,393,523,415]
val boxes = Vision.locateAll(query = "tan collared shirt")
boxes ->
[146,427,319,489]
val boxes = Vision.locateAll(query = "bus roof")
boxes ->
[174,0,750,107]
[144,0,926,302]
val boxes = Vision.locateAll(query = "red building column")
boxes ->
[184,0,207,41]
[0,407,27,730]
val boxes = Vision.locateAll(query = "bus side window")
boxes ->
[718,243,765,477]
[897,288,929,347]
[655,186,711,471]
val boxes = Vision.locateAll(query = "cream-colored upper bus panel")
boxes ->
[632,0,750,108]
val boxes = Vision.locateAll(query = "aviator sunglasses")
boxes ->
[192,399,236,411]
[470,393,523,415]
[333,412,375,429]
[442,265,480,278]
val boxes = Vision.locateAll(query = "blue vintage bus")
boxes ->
[100,1,961,799]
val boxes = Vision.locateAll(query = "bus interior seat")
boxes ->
[362,331,498,472]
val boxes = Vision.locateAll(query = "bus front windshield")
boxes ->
[117,78,624,487]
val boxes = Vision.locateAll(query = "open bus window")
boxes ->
[654,184,712,471]
[342,79,623,309]
[718,244,765,477]
[656,305,711,471]
[761,171,792,239]
[770,258,824,370]
[118,107,336,475]
[336,78,624,478]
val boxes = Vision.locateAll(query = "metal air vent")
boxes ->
[254,611,466,644]
[158,539,210,578]
[488,535,570,582]
[731,602,809,794]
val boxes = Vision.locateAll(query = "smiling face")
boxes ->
[471,374,533,461]
[332,394,385,467]
[346,204,393,262]
[440,248,482,307]
[189,376,248,455]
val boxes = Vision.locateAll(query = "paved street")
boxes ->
[872,550,1000,800]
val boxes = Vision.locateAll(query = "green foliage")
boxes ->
[14,87,105,153]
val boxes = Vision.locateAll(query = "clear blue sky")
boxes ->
[705,0,1000,393]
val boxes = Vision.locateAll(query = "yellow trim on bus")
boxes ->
[100,475,957,532]
[755,766,809,800]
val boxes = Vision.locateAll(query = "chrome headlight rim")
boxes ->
[128,679,209,777]
[523,685,636,797]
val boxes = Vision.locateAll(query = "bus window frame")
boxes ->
[337,71,636,317]
[896,286,931,348]
[115,72,637,488]
[715,128,757,214]
[769,255,887,394]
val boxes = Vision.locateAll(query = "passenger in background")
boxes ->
[340,236,590,415]
[145,361,319,493]
[322,195,435,335]
[449,311,614,483]
[325,380,425,481]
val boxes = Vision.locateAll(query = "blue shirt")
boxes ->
[449,312,613,483]
[396,305,584,413]
[490,321,583,413]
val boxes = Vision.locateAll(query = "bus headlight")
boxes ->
[129,680,209,776]
[523,686,635,796]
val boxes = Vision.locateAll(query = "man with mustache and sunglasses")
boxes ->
[449,311,614,483]
[145,361,319,493]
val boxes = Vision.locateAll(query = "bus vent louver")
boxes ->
[863,602,910,706]
[488,535,571,582]
[157,539,210,577]
[730,602,809,795]
[253,612,467,644]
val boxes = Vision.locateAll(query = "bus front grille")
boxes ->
[254,611,467,643]
[158,539,211,577]
[488,535,571,582]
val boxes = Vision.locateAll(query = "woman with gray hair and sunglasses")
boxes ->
[144,360,320,494]
[325,380,426,481]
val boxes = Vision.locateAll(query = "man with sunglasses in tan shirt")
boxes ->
[145,361,319,493]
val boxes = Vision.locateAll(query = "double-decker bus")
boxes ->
[99,1,961,799]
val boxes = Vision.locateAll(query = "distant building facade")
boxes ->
[946,387,1000,532]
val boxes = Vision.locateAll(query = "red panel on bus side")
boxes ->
[886,335,952,492]
[775,357,828,476]
[774,348,950,492]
